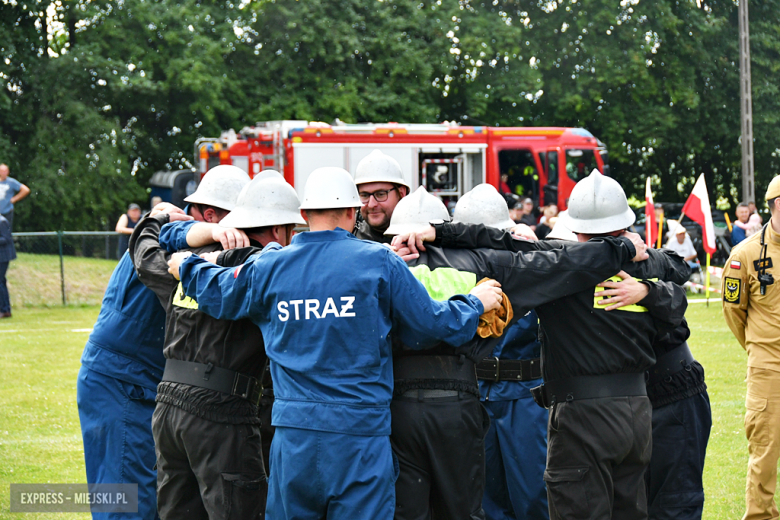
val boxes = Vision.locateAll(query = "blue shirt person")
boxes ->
[0,164,30,231]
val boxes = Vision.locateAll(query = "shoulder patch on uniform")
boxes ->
[730,260,741,270]
[723,277,741,304]
[753,258,773,271]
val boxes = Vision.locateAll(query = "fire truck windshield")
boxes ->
[565,149,599,181]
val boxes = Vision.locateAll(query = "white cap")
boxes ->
[219,177,306,229]
[299,167,362,210]
[354,150,410,189]
[453,183,516,231]
[560,169,635,234]
[185,165,251,211]
[384,187,450,236]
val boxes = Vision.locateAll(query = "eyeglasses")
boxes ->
[359,187,398,204]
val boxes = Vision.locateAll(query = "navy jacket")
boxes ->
[0,215,15,262]
[81,252,166,390]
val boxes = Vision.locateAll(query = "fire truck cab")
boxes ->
[195,121,608,211]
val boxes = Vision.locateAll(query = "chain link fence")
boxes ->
[8,232,124,307]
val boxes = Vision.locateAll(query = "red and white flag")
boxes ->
[645,177,656,247]
[682,174,716,254]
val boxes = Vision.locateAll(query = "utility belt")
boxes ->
[476,357,542,382]
[647,342,696,387]
[162,359,261,406]
[531,372,646,409]
[393,355,477,398]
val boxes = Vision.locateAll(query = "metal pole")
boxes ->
[739,0,755,203]
[57,231,66,306]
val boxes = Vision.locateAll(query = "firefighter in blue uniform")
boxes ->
[166,167,503,520]
[77,206,191,520]
[452,184,550,520]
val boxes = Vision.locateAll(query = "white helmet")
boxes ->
[253,169,284,182]
[560,169,635,234]
[354,150,410,189]
[546,211,577,241]
[299,167,362,210]
[219,177,306,229]
[453,183,516,231]
[384,186,450,236]
[185,165,251,211]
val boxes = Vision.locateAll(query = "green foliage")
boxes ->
[2,0,779,230]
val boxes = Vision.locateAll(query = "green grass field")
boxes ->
[7,253,118,308]
[0,294,761,518]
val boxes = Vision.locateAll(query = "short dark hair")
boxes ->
[769,197,779,215]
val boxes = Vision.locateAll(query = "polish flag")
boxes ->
[682,174,716,254]
[645,178,656,247]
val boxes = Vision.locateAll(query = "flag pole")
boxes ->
[656,213,664,249]
[705,252,711,307]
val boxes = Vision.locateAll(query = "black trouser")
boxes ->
[390,391,490,520]
[152,402,267,520]
[258,393,275,476]
[545,396,652,520]
[646,392,712,520]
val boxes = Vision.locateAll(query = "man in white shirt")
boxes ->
[665,226,699,269]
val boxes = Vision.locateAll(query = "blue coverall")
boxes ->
[77,252,166,520]
[176,228,484,520]
[480,310,549,520]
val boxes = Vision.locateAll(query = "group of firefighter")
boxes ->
[76,149,713,520]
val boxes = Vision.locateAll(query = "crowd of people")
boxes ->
[72,150,780,520]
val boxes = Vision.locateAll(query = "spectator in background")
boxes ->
[116,203,142,257]
[733,212,763,238]
[519,197,536,228]
[535,205,559,240]
[0,163,30,231]
[748,201,758,216]
[665,225,699,270]
[499,174,512,196]
[732,203,751,246]
[150,196,163,209]
[539,204,558,225]
[0,214,15,318]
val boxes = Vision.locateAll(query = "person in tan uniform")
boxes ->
[723,174,780,520]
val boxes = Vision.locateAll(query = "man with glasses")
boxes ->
[353,150,411,244]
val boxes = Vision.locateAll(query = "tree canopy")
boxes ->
[2,0,779,231]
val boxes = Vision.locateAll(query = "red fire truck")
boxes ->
[195,120,608,210]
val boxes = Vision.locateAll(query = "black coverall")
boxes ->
[393,236,641,520]
[354,216,392,244]
[645,319,711,520]
[129,215,267,520]
[430,223,689,520]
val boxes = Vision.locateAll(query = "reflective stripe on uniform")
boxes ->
[592,276,657,313]
[172,282,199,310]
[408,265,478,301]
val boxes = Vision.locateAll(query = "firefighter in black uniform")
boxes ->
[129,172,304,520]
[645,319,711,520]
[352,149,410,243]
[392,170,690,520]
[550,220,712,519]
[385,185,678,520]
